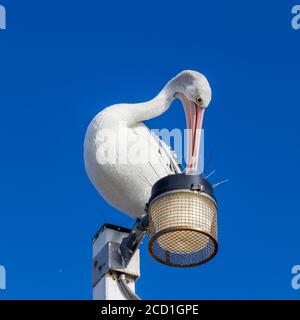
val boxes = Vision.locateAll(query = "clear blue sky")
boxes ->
[0,1,299,299]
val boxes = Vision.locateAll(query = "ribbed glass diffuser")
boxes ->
[147,174,218,267]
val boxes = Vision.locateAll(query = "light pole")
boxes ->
[92,223,142,300]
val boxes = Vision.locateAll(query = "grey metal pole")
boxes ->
[92,224,141,300]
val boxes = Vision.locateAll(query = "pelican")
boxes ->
[84,70,212,218]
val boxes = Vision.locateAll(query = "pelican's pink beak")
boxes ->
[176,93,205,174]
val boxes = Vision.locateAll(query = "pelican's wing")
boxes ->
[132,123,182,187]
[149,130,182,174]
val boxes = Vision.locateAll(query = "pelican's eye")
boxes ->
[196,96,203,105]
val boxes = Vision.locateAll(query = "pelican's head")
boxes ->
[169,70,212,173]
[172,70,212,108]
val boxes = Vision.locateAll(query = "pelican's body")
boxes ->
[84,71,211,218]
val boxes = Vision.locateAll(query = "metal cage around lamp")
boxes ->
[147,174,218,267]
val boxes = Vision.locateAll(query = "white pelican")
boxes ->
[84,70,212,218]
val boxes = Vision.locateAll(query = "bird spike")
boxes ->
[212,179,230,189]
[205,170,216,179]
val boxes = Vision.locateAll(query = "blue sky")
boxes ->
[0,1,300,299]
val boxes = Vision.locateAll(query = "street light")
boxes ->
[147,173,218,267]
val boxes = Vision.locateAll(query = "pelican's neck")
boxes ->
[111,79,180,126]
